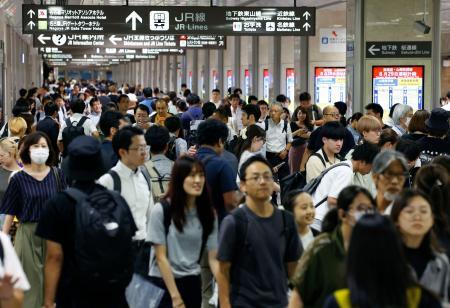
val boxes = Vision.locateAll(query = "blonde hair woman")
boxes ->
[8,117,27,140]
[0,137,21,196]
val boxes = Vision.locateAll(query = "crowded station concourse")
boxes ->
[1,0,450,308]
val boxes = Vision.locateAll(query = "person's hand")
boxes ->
[279,149,288,160]
[0,274,18,300]
[187,146,197,157]
[171,294,185,308]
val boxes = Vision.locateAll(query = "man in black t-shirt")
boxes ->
[36,136,129,308]
[216,156,301,308]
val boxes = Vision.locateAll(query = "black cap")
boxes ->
[62,136,109,181]
[425,108,450,131]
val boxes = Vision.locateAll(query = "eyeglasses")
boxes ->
[245,174,273,183]
[381,172,408,181]
[324,113,340,117]
[128,145,149,153]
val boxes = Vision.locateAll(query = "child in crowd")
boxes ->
[283,190,318,251]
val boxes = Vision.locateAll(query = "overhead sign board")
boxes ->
[38,47,183,56]
[366,41,432,58]
[42,53,157,60]
[23,5,315,36]
[32,33,226,49]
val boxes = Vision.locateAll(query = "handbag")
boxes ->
[126,273,165,308]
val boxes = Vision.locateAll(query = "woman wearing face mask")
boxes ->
[148,156,218,308]
[288,186,375,308]
[391,189,450,304]
[391,104,413,137]
[0,131,66,308]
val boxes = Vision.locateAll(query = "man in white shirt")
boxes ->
[0,232,30,305]
[306,121,345,183]
[88,97,102,128]
[98,126,153,242]
[371,150,408,215]
[229,94,243,134]
[211,89,222,109]
[265,103,293,188]
[55,95,68,125]
[310,142,379,231]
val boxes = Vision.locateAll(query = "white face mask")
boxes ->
[405,117,412,127]
[353,211,366,223]
[384,191,398,202]
[30,148,49,165]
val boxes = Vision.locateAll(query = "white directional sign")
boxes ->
[126,11,142,31]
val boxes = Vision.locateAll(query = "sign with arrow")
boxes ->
[125,11,142,31]
[366,41,432,58]
[23,5,315,36]
[32,33,226,49]
[38,46,180,56]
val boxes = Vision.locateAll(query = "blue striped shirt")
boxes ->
[0,169,66,222]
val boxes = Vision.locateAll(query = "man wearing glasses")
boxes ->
[98,126,153,245]
[371,150,409,215]
[300,105,355,171]
[216,155,301,308]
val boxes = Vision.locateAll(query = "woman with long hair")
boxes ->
[324,214,441,307]
[414,164,450,258]
[0,131,66,308]
[288,186,376,308]
[236,125,266,171]
[289,106,313,174]
[391,189,450,303]
[148,156,218,308]
[402,109,431,142]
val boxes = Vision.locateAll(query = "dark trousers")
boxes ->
[266,152,289,206]
[150,275,202,308]
[266,151,290,183]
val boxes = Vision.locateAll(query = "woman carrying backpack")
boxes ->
[0,131,66,308]
[148,156,218,308]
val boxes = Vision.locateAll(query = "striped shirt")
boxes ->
[0,169,66,223]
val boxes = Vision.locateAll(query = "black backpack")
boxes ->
[64,188,137,286]
[62,117,88,157]
[280,171,307,205]
[107,166,152,193]
[166,136,177,161]
[185,110,204,147]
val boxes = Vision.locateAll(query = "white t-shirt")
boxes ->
[300,229,315,251]
[0,233,30,291]
[311,160,354,231]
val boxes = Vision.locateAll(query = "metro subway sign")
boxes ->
[23,5,315,36]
